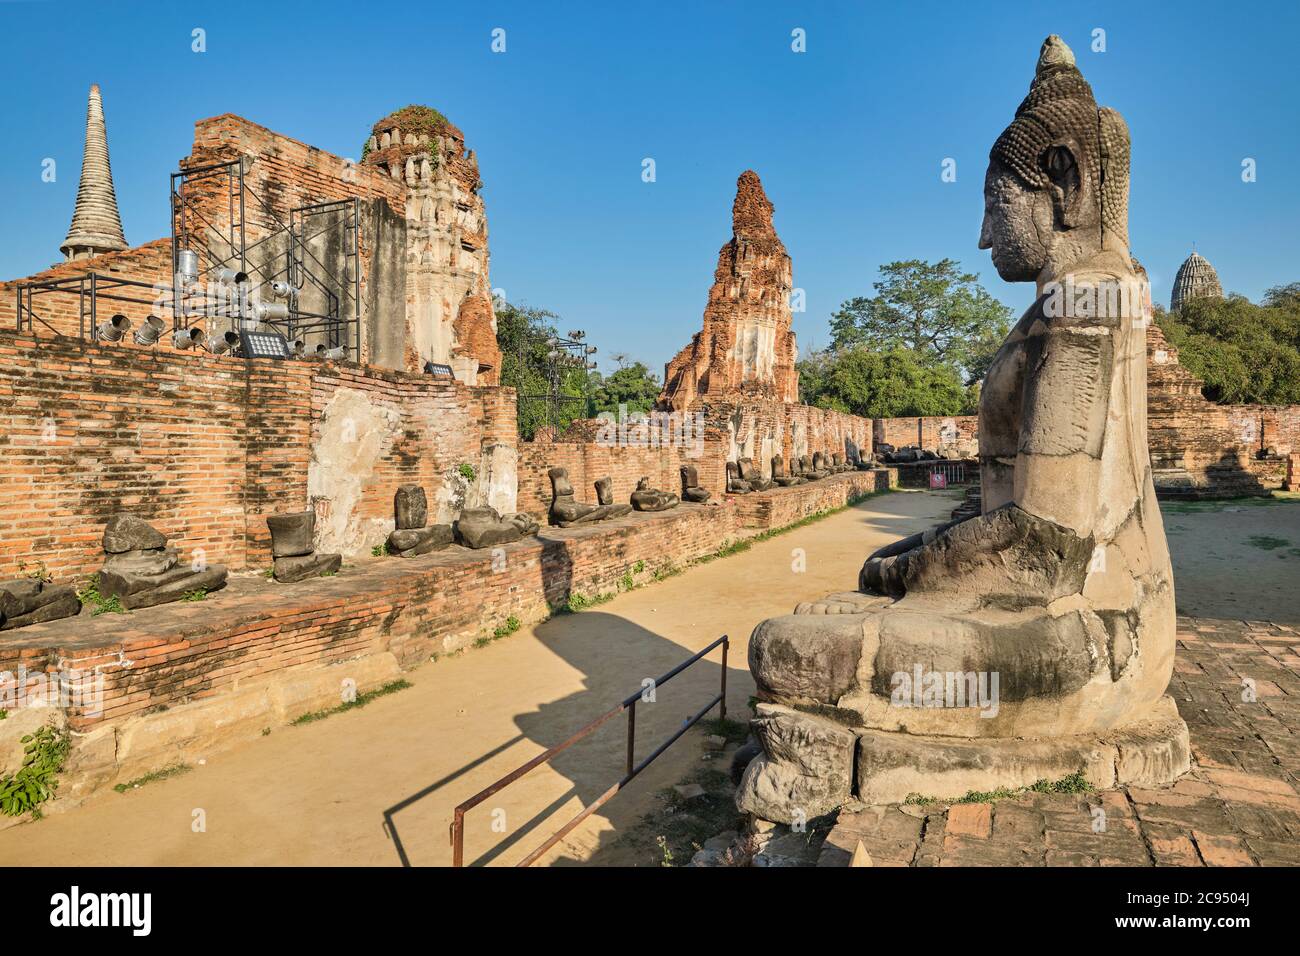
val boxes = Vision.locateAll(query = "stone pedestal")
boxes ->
[385,485,453,557]
[95,515,228,609]
[0,579,80,630]
[268,512,342,583]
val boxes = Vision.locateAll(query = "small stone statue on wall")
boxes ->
[770,455,804,487]
[455,507,540,548]
[96,515,229,609]
[548,467,619,527]
[385,485,453,557]
[593,477,633,518]
[725,461,752,494]
[267,512,342,583]
[679,465,710,503]
[738,458,774,491]
[0,576,79,630]
[630,476,679,512]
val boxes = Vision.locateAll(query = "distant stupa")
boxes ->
[60,83,128,261]
[1169,250,1223,311]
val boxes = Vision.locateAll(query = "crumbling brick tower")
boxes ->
[659,170,799,412]
[363,106,501,384]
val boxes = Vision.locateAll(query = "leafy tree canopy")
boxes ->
[829,259,1013,384]
[495,302,593,438]
[1156,291,1300,405]
[589,362,660,416]
[798,345,976,418]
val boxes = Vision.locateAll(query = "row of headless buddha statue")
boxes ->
[547,468,684,526]
[726,452,861,494]
[0,469,705,631]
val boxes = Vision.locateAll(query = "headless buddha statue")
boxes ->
[737,36,1189,821]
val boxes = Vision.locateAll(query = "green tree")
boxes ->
[1157,291,1300,405]
[589,361,660,415]
[495,302,594,438]
[829,259,1013,384]
[799,345,975,418]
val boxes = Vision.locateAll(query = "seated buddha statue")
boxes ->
[736,36,1188,823]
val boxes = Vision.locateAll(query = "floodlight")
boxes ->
[133,315,165,346]
[176,250,200,286]
[206,331,240,355]
[96,314,131,342]
[172,327,206,350]
[322,346,347,361]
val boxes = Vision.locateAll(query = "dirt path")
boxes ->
[0,489,955,867]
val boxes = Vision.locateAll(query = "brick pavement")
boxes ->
[820,616,1300,866]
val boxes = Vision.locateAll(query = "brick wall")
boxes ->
[874,415,979,450]
[0,503,741,730]
[0,240,175,338]
[0,330,515,581]
[516,434,730,520]
[1147,324,1300,496]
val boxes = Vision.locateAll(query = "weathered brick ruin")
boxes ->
[361,106,500,382]
[0,85,1294,813]
[1147,323,1299,496]
[0,99,499,380]
[660,170,799,411]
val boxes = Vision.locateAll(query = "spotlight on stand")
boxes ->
[322,346,347,361]
[172,326,207,350]
[95,314,132,343]
[252,301,289,323]
[289,338,307,359]
[206,331,240,355]
[423,360,454,380]
[270,280,300,299]
[214,267,238,286]
[176,250,200,287]
[133,315,166,346]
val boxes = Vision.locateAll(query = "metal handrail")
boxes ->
[392,634,729,868]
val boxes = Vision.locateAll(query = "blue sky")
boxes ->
[2,0,1297,376]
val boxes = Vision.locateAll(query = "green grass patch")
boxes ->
[75,574,125,616]
[371,541,389,558]
[114,763,192,793]
[699,716,749,744]
[1247,535,1291,551]
[290,679,413,725]
[182,588,207,602]
[566,591,616,613]
[904,770,1094,807]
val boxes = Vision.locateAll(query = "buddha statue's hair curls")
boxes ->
[990,35,1130,249]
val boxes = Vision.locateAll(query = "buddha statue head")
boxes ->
[980,35,1131,284]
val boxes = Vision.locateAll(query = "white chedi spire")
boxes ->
[61,83,128,261]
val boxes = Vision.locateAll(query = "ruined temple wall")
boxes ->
[0,331,514,581]
[874,415,980,450]
[0,240,175,337]
[515,435,729,521]
[512,400,872,519]
[699,399,873,478]
[185,115,408,366]
[1147,324,1300,495]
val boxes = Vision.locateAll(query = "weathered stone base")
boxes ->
[737,696,1190,823]
[854,695,1190,805]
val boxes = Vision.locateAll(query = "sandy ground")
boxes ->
[0,489,954,867]
[6,489,1296,867]
[1161,495,1300,625]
